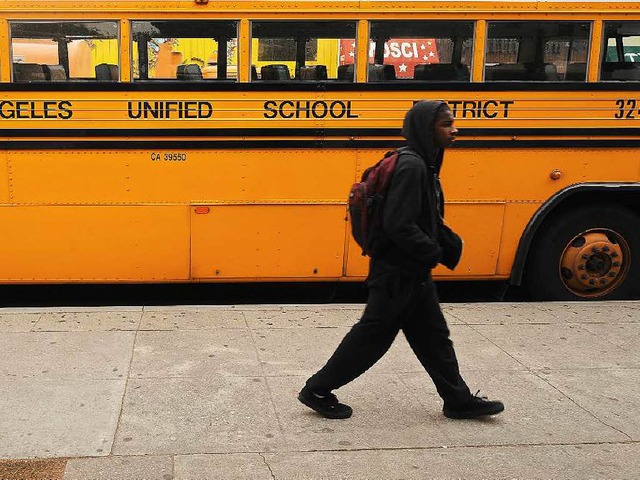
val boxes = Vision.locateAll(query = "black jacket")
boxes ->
[376,100,462,273]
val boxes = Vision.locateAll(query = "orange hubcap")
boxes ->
[559,229,630,298]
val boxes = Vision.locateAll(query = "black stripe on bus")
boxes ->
[3,127,640,139]
[3,139,640,150]
[3,81,640,92]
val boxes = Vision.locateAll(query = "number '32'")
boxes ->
[615,99,638,119]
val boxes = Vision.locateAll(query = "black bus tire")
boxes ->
[525,204,640,300]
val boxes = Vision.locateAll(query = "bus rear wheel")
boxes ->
[526,205,640,300]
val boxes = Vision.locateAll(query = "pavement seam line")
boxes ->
[258,452,277,480]
[138,307,145,332]
[536,322,636,441]
[465,323,531,371]
[30,312,45,332]
[284,439,640,453]
[245,311,289,449]
[576,320,637,354]
[523,320,632,440]
[110,328,140,456]
[530,369,634,442]
[467,322,635,441]
[162,439,638,457]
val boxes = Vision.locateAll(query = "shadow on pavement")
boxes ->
[0,280,527,308]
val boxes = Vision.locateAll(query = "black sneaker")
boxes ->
[298,385,353,419]
[443,391,505,419]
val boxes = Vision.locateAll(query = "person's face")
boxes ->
[432,108,458,148]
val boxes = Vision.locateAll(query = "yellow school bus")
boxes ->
[0,0,639,300]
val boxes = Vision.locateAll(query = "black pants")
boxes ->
[306,260,471,407]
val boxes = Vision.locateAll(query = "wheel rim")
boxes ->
[559,228,631,298]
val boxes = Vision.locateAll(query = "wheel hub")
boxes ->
[559,230,629,298]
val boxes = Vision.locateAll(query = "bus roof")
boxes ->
[2,0,640,14]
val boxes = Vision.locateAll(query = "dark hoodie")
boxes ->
[377,100,448,272]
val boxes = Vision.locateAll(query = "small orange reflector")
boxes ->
[194,206,210,214]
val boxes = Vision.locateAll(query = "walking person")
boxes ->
[298,100,504,420]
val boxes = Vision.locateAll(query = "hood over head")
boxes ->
[401,100,449,171]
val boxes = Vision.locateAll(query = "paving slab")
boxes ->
[548,302,640,323]
[0,331,135,380]
[0,300,637,479]
[447,324,526,372]
[447,303,565,325]
[540,368,640,441]
[0,312,41,332]
[0,378,125,459]
[140,308,247,331]
[472,323,640,370]
[112,377,284,456]
[35,311,142,332]
[267,374,453,451]
[578,322,640,356]
[262,443,640,480]
[130,330,262,378]
[401,370,627,447]
[173,453,272,480]
[63,455,173,480]
[250,326,400,377]
[0,307,142,314]
[243,307,361,329]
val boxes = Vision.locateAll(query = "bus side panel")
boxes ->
[0,205,190,282]
[496,202,541,277]
[434,203,505,277]
[0,151,8,203]
[6,149,353,204]
[344,203,505,278]
[191,204,346,279]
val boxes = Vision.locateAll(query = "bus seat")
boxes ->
[368,64,395,81]
[601,62,640,80]
[176,64,203,80]
[95,63,119,81]
[337,64,354,82]
[485,63,526,80]
[251,65,258,81]
[544,63,560,81]
[299,65,328,80]
[43,64,67,81]
[565,62,587,81]
[260,64,290,80]
[485,63,547,81]
[368,64,384,81]
[13,63,46,82]
[414,63,470,81]
[383,64,396,80]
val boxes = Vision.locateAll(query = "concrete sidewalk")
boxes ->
[1,301,639,479]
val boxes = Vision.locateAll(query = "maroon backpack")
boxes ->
[348,150,401,256]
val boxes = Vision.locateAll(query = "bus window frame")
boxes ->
[9,19,120,82]
[366,19,475,83]
[483,20,592,82]
[130,19,240,82]
[599,20,640,81]
[249,19,358,82]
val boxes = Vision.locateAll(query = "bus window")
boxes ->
[368,21,473,82]
[601,22,640,80]
[10,21,119,82]
[131,21,238,81]
[251,21,356,81]
[485,22,591,81]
